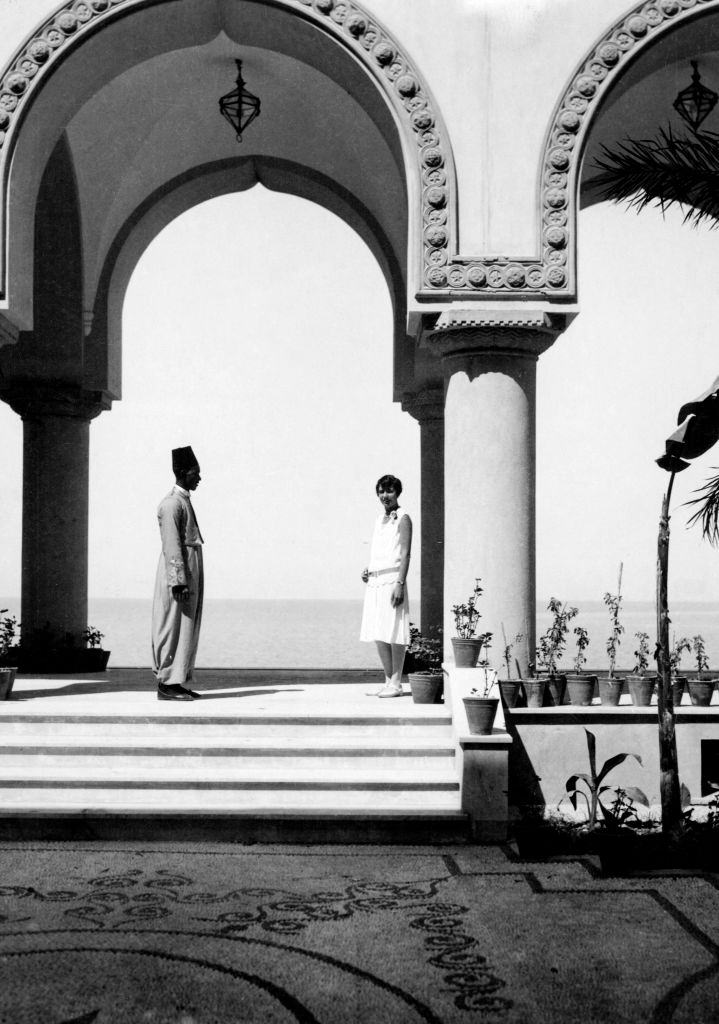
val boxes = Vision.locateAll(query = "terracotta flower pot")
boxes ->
[498,679,523,709]
[545,673,567,706]
[671,675,687,706]
[463,696,498,735]
[566,673,597,706]
[0,667,16,700]
[524,678,547,708]
[688,677,715,707]
[408,672,443,704]
[598,676,623,706]
[451,638,484,668]
[627,674,656,707]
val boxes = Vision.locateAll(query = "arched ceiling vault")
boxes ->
[94,155,406,399]
[1,0,420,344]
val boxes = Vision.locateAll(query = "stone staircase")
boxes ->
[0,669,468,842]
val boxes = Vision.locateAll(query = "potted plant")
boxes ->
[564,728,647,831]
[80,626,111,672]
[688,635,715,707]
[669,634,691,706]
[565,625,597,706]
[450,578,488,667]
[462,641,499,733]
[600,566,625,705]
[535,598,578,706]
[16,623,111,673]
[0,609,19,699]
[627,631,656,706]
[406,624,444,704]
[498,625,524,708]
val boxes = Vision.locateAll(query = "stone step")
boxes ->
[0,673,466,840]
[0,787,463,811]
[0,763,459,788]
[0,732,452,750]
[0,718,451,741]
[0,748,455,771]
[0,733,452,770]
[0,808,470,844]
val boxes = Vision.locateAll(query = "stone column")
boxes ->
[422,312,566,673]
[403,386,444,635]
[1,384,111,644]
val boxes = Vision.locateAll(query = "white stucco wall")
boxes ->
[366,0,634,255]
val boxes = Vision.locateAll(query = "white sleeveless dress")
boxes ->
[360,507,410,644]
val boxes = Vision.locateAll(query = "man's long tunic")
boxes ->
[151,485,204,685]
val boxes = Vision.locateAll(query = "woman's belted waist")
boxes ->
[367,566,400,577]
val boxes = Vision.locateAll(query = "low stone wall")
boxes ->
[506,706,719,812]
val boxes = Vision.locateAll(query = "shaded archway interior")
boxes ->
[580,9,719,209]
[1,0,409,400]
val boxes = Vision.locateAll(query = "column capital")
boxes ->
[0,381,112,421]
[419,309,572,362]
[402,384,444,423]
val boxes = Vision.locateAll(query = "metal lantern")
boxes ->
[219,60,261,142]
[673,61,718,133]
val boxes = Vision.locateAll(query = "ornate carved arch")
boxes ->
[2,0,713,308]
[0,0,457,308]
[535,0,719,302]
[417,0,719,301]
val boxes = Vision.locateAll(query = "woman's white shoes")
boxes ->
[376,684,403,698]
[365,683,404,697]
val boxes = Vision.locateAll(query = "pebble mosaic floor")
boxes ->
[0,842,717,1023]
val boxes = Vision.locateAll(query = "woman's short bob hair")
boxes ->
[376,474,402,496]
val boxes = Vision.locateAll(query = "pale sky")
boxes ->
[1,189,718,605]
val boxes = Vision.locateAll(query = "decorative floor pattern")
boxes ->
[0,844,717,1023]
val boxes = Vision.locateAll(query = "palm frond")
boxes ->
[589,126,719,228]
[685,469,719,544]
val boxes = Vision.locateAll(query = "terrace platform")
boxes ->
[0,667,485,843]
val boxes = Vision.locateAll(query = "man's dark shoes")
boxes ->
[157,682,196,701]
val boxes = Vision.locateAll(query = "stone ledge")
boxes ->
[510,707,719,723]
[458,733,512,748]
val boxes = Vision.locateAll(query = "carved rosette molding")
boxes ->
[529,0,719,301]
[0,1,119,152]
[2,0,718,304]
[0,0,457,299]
[429,0,719,301]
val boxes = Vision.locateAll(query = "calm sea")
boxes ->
[1,597,718,671]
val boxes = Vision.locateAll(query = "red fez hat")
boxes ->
[172,446,199,475]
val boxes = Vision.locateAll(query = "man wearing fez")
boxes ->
[152,446,204,700]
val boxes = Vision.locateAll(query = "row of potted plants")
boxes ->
[511,601,717,710]
[404,574,718,727]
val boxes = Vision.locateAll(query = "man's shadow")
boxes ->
[12,681,303,701]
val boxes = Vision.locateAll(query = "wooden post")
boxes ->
[656,477,681,834]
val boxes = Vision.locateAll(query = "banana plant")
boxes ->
[565,728,648,831]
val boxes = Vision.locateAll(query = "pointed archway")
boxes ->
[0,0,454,643]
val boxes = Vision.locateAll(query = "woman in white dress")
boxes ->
[360,474,412,697]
